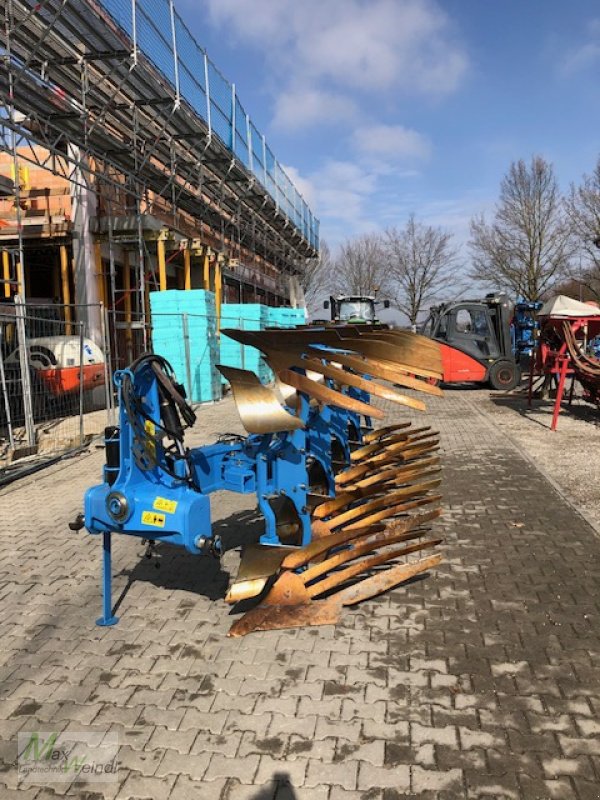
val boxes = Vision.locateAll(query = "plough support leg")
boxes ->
[96,532,119,627]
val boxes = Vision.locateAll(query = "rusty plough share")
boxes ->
[82,325,445,634]
[222,326,444,636]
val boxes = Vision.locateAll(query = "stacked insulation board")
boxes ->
[150,290,221,403]
[264,306,307,329]
[150,293,307,400]
[219,304,271,384]
[220,304,307,385]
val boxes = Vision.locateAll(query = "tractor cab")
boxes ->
[324,295,390,324]
[421,293,520,389]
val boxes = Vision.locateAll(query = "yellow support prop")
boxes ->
[157,238,167,291]
[202,251,210,290]
[94,240,105,307]
[60,244,72,334]
[215,258,222,332]
[2,250,10,298]
[183,247,191,291]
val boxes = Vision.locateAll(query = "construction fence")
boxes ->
[0,291,306,482]
[0,299,112,484]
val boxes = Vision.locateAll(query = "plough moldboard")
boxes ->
[81,325,444,636]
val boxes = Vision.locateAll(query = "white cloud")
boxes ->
[558,17,600,76]
[315,161,378,222]
[201,0,467,129]
[194,0,469,244]
[352,124,431,160]
[560,42,600,75]
[272,88,356,131]
[280,164,317,207]
[280,159,381,245]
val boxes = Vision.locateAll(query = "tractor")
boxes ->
[323,295,390,325]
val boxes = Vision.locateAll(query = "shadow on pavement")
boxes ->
[112,507,263,615]
[250,773,299,799]
[489,389,600,429]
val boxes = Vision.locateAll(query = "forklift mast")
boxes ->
[485,293,513,360]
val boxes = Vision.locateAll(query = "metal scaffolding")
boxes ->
[0,0,319,357]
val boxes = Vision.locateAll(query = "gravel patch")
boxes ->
[453,383,600,533]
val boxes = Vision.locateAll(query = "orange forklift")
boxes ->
[421,293,521,389]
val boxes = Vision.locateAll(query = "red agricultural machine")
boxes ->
[527,295,600,430]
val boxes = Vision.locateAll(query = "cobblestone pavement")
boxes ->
[1,390,599,800]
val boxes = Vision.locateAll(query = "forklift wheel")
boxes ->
[489,360,521,391]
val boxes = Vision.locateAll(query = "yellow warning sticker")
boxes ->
[141,510,166,528]
[153,496,178,514]
[144,420,156,459]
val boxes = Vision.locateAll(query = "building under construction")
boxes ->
[0,0,319,366]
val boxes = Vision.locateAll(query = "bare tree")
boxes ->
[469,156,574,301]
[383,215,457,326]
[300,241,334,310]
[332,233,388,296]
[565,158,600,300]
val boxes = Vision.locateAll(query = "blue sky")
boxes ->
[176,0,600,262]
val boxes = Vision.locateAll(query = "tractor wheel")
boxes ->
[489,360,521,391]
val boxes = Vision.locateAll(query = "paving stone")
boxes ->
[256,754,309,787]
[118,771,177,799]
[168,775,228,800]
[154,748,211,779]
[458,726,506,750]
[335,737,385,767]
[572,778,600,800]
[147,726,197,755]
[136,705,185,731]
[314,717,361,741]
[190,731,242,759]
[542,755,595,780]
[363,719,409,741]
[357,761,410,791]
[237,731,287,759]
[275,783,329,800]
[225,712,271,738]
[0,788,38,799]
[559,735,600,757]
[268,713,317,739]
[412,723,458,748]
[109,723,154,752]
[518,775,573,799]
[342,698,386,723]
[94,704,143,728]
[465,769,520,798]
[180,708,229,735]
[306,758,356,790]
[287,735,335,763]
[411,766,464,793]
[576,718,600,737]
[117,744,164,776]
[204,753,260,784]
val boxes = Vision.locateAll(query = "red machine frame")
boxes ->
[528,314,600,431]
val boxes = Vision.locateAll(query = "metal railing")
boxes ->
[97,0,319,250]
[0,299,112,483]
